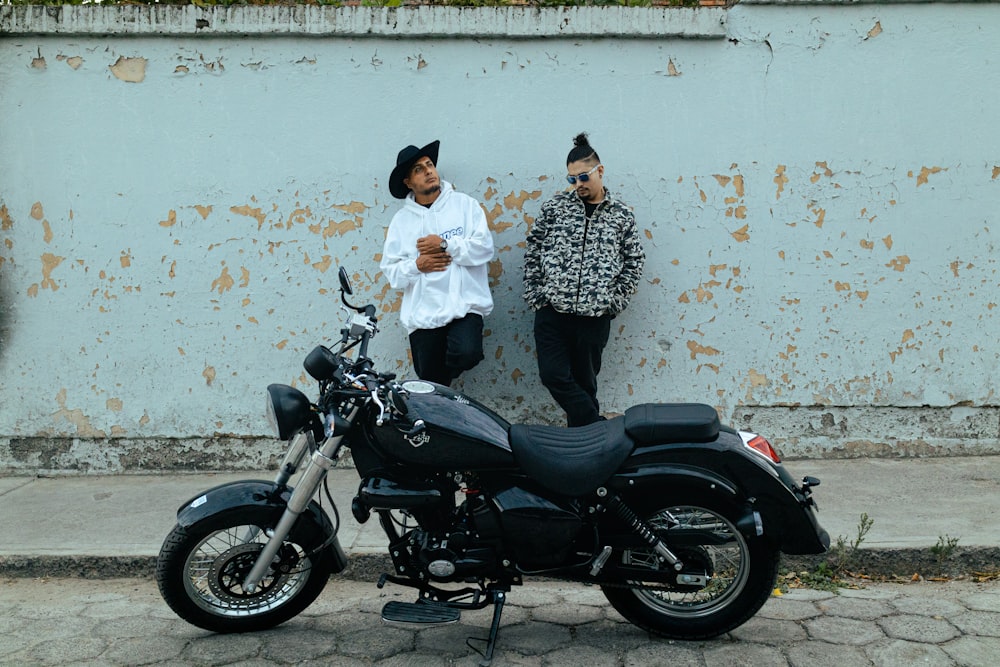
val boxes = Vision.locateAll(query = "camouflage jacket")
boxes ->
[523,188,645,317]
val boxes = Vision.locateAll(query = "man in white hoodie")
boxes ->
[380,140,495,386]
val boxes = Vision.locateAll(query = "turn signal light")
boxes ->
[745,435,781,463]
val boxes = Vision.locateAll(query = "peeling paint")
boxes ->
[38,253,64,292]
[886,255,910,272]
[159,210,177,227]
[687,340,720,360]
[773,165,788,199]
[913,166,944,187]
[211,265,234,293]
[230,204,267,229]
[109,55,147,83]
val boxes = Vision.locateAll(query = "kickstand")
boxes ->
[466,590,506,667]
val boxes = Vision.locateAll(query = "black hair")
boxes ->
[567,132,600,166]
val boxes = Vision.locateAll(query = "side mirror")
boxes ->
[338,266,353,295]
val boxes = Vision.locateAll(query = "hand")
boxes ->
[416,252,451,273]
[416,234,446,255]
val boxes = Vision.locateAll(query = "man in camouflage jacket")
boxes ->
[523,133,645,426]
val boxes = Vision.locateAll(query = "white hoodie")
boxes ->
[380,181,495,333]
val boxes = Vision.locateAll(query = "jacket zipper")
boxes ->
[574,205,594,310]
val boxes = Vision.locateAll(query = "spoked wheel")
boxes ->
[601,496,779,640]
[156,509,334,633]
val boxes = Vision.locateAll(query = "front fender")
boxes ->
[176,480,347,573]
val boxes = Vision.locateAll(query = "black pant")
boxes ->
[533,305,613,427]
[408,313,485,386]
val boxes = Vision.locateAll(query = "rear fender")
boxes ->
[606,463,828,554]
[607,464,739,500]
[176,480,347,573]
[606,465,758,538]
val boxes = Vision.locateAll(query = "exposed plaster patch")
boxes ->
[886,255,910,272]
[503,190,541,212]
[107,398,123,412]
[666,59,681,77]
[52,388,105,438]
[774,165,788,199]
[311,255,332,273]
[39,253,64,292]
[993,166,1000,180]
[42,220,53,243]
[211,265,235,293]
[312,218,360,238]
[203,366,216,386]
[195,205,213,219]
[687,340,720,360]
[159,210,177,227]
[30,202,43,220]
[109,56,147,83]
[488,257,503,287]
[57,55,84,70]
[866,21,883,40]
[913,166,944,187]
[0,204,12,230]
[811,206,826,228]
[231,204,267,230]
[730,224,749,243]
[120,251,131,268]
[239,267,250,287]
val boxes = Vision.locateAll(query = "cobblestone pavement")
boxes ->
[1,576,999,666]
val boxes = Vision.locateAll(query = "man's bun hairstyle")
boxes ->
[567,132,600,166]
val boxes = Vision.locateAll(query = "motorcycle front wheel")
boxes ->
[156,509,335,633]
[601,495,779,640]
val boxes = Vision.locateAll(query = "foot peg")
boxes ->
[381,600,460,625]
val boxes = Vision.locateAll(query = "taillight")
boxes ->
[741,432,781,463]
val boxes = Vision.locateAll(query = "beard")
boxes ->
[419,184,442,198]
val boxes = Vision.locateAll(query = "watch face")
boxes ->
[440,239,448,250]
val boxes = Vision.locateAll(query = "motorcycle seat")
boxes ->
[508,417,635,497]
[624,403,720,445]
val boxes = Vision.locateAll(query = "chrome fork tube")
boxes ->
[242,406,358,593]
[272,431,313,488]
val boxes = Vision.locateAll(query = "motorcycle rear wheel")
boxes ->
[156,509,335,633]
[601,496,779,640]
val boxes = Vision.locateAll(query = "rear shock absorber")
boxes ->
[606,495,684,571]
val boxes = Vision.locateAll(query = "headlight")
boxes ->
[266,384,313,441]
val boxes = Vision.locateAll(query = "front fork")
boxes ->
[242,405,358,593]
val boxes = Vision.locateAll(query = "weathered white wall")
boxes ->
[2,3,999,472]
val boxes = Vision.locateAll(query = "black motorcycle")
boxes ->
[156,267,829,666]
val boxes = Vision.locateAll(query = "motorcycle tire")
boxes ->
[601,494,779,640]
[156,509,335,633]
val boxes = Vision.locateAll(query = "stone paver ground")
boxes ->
[1,577,998,665]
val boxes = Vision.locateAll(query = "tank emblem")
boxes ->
[453,395,471,405]
[405,431,431,448]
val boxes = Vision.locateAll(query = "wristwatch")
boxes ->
[440,239,448,251]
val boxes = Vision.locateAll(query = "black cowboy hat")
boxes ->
[389,140,440,199]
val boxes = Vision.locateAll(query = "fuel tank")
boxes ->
[367,381,516,470]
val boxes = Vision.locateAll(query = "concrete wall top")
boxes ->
[0,5,728,39]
